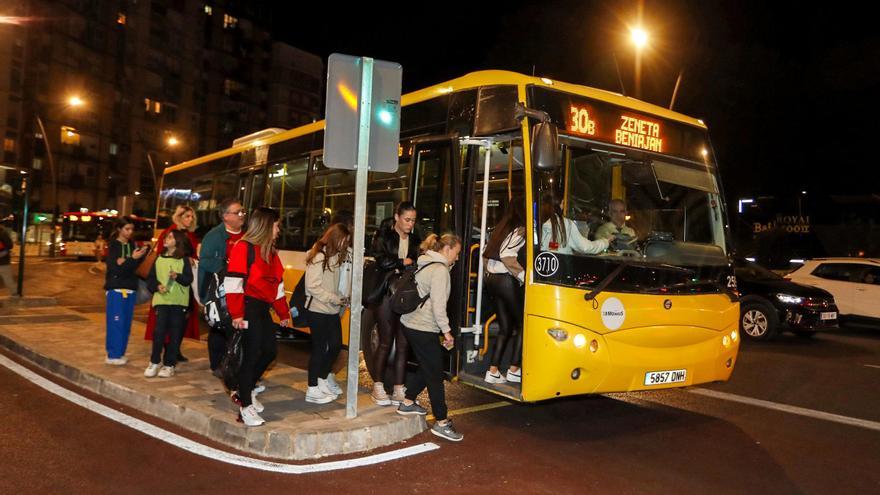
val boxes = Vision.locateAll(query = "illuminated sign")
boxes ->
[568,104,597,136]
[615,115,663,152]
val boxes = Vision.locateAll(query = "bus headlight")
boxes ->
[573,334,587,348]
[547,328,568,342]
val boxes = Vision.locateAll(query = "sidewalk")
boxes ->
[0,298,425,460]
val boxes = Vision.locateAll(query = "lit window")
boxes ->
[117,13,126,25]
[204,5,212,15]
[3,138,14,152]
[60,126,80,146]
[144,98,152,112]
[223,14,237,29]
[33,158,42,170]
[109,143,118,155]
[154,101,162,114]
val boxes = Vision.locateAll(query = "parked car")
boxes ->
[787,258,880,325]
[734,258,839,340]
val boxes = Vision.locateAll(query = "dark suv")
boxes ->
[734,258,839,340]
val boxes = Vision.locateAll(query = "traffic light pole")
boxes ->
[345,57,373,419]
[16,174,29,296]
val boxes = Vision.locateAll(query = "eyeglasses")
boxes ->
[225,209,246,217]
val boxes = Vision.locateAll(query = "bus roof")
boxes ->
[167,70,708,174]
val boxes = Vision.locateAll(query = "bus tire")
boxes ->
[740,298,779,341]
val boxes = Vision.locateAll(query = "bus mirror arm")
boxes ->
[515,104,559,171]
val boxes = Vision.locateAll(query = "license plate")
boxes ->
[820,312,837,320]
[644,369,687,386]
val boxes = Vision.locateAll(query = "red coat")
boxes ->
[224,241,290,321]
[145,225,201,342]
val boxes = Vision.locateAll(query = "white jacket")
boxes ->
[541,217,609,255]
[399,250,452,334]
[304,252,349,315]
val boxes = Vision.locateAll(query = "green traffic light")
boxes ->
[377,109,393,126]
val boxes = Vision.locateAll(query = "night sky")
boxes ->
[273,1,879,204]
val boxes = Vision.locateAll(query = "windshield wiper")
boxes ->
[583,260,693,302]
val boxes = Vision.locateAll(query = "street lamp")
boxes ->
[630,27,649,99]
[143,134,181,213]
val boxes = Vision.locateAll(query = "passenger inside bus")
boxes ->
[539,192,612,255]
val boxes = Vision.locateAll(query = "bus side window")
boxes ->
[268,157,309,250]
[305,155,356,247]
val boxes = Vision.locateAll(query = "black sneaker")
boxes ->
[396,401,428,416]
[431,420,463,442]
[177,354,189,363]
[211,368,224,379]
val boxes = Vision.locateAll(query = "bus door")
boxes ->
[456,139,525,400]
[409,137,463,378]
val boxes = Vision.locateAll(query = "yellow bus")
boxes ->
[160,70,740,402]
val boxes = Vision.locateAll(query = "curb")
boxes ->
[0,333,426,460]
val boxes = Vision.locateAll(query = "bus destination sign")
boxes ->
[569,102,664,153]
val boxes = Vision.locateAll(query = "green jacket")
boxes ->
[149,256,193,306]
[197,223,232,301]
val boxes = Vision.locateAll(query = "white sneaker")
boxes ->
[253,383,266,395]
[371,382,391,406]
[390,385,407,406]
[144,363,161,378]
[105,356,128,366]
[157,366,175,378]
[305,386,336,404]
[484,370,507,384]
[250,392,264,413]
[239,405,265,427]
[506,368,522,383]
[316,379,340,400]
[325,373,344,396]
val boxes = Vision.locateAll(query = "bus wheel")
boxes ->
[740,300,779,341]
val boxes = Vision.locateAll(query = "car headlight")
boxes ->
[776,294,804,305]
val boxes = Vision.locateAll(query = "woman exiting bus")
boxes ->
[540,192,611,254]
[225,207,291,427]
[367,202,421,406]
[303,223,351,404]
[483,199,527,385]
[144,205,201,361]
[397,233,463,442]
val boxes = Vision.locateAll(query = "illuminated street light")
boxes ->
[67,96,85,107]
[631,28,649,50]
[630,26,650,100]
[166,136,180,147]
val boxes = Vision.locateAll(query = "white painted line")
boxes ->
[864,364,880,369]
[0,354,439,473]
[690,388,880,432]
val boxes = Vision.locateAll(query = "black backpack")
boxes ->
[389,262,442,315]
[202,243,255,330]
[288,275,312,327]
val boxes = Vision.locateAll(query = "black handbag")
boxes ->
[219,329,244,391]
[363,260,397,307]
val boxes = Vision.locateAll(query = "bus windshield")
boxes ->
[533,139,731,293]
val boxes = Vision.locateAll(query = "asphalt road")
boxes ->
[2,259,879,493]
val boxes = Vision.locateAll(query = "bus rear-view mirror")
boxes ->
[532,121,559,171]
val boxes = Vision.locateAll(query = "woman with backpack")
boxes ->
[303,223,351,404]
[104,216,150,365]
[396,233,464,442]
[224,207,291,427]
[483,199,527,384]
[367,202,421,406]
[144,229,194,378]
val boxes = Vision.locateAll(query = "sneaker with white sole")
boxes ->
[239,405,265,427]
[157,365,175,378]
[390,386,406,406]
[144,363,160,378]
[317,378,339,399]
[305,386,335,404]
[105,356,128,366]
[506,368,522,383]
[250,392,264,413]
[253,383,266,395]
[431,420,464,442]
[484,370,506,384]
[325,373,343,396]
[371,382,391,406]
[396,401,428,416]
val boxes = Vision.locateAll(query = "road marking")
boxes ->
[0,354,439,473]
[864,364,880,369]
[427,400,512,421]
[690,388,880,432]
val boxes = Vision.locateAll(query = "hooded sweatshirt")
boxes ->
[399,250,452,334]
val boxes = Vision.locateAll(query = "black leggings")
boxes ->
[306,310,343,387]
[486,272,524,368]
[237,298,277,407]
[403,326,447,421]
[151,305,187,366]
[370,295,408,385]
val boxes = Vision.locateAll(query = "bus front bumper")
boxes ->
[521,315,739,402]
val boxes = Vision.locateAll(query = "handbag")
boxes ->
[135,278,152,305]
[135,244,158,279]
[363,260,397,307]
[219,329,244,391]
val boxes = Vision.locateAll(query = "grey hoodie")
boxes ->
[399,250,452,334]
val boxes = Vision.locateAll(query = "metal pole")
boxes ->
[472,141,492,346]
[16,174,29,297]
[34,114,57,257]
[669,69,683,111]
[346,57,374,419]
[611,52,627,97]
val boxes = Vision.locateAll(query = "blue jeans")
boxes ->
[106,290,136,359]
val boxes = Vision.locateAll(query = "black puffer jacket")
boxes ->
[370,218,422,272]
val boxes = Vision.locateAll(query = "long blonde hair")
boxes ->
[172,205,197,233]
[241,207,279,262]
[420,233,462,253]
